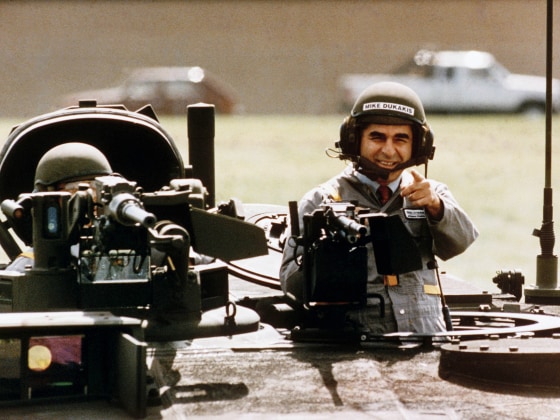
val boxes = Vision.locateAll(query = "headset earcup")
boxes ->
[422,124,435,160]
[338,116,357,155]
[413,123,435,164]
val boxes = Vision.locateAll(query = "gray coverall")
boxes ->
[280,166,479,334]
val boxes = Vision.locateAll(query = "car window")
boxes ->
[127,81,158,100]
[467,68,490,79]
[445,67,455,80]
[162,81,203,100]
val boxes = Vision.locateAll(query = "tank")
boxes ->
[0,97,558,420]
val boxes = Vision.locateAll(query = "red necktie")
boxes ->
[377,184,391,205]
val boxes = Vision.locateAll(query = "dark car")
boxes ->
[60,66,241,114]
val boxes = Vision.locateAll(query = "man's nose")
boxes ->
[381,139,396,156]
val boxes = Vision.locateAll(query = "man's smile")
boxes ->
[375,159,400,169]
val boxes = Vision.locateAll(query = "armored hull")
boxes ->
[1,92,560,418]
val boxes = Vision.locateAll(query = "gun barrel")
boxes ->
[109,193,157,228]
[330,214,367,239]
[1,199,24,220]
[120,202,157,228]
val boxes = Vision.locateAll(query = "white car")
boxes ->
[339,50,560,114]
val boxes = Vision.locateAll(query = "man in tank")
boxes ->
[280,82,478,334]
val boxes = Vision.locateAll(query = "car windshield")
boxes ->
[488,61,510,79]
[392,58,433,77]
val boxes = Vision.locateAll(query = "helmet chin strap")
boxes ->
[355,155,424,181]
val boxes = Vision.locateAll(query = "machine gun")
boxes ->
[0,172,267,328]
[299,202,370,307]
[78,174,198,320]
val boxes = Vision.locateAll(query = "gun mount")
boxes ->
[263,201,427,338]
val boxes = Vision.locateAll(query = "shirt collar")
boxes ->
[354,170,402,193]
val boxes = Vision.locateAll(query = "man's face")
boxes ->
[359,123,413,182]
[57,180,95,194]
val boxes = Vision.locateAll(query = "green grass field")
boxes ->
[2,114,560,291]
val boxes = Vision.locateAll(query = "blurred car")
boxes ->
[338,50,560,114]
[60,66,241,115]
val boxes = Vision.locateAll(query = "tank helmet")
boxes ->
[34,142,113,191]
[337,82,435,178]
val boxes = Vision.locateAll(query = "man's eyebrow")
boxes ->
[369,130,386,137]
[395,132,411,138]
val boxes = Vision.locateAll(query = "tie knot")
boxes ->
[377,184,391,205]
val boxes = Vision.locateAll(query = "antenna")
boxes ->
[525,0,559,303]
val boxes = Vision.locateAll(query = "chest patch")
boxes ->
[404,208,426,219]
